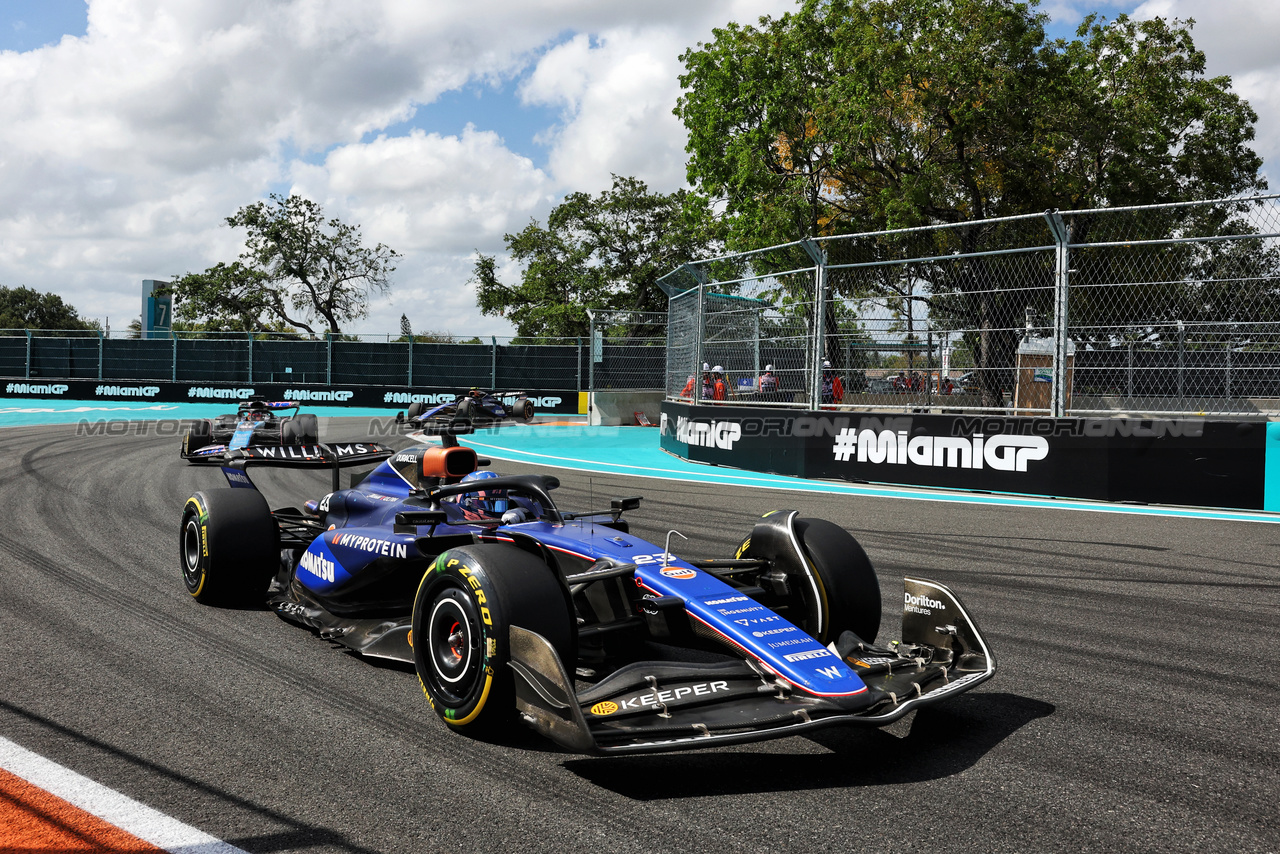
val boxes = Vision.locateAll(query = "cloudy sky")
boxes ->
[1,0,1276,338]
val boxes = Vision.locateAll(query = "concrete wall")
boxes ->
[589,391,665,426]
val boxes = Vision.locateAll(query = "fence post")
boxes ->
[800,239,827,408]
[587,310,596,398]
[1225,341,1232,399]
[97,329,104,381]
[693,280,705,404]
[326,332,332,385]
[1177,320,1185,399]
[247,332,254,384]
[407,336,413,387]
[576,337,582,393]
[491,336,497,388]
[926,331,934,407]
[171,330,177,382]
[25,329,32,378]
[1127,342,1134,399]
[1045,211,1071,417]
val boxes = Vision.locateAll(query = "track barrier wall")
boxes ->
[660,400,1276,511]
[0,333,668,394]
[1,380,581,415]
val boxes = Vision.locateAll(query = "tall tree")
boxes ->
[0,286,99,332]
[168,194,400,334]
[676,0,1266,403]
[473,175,722,339]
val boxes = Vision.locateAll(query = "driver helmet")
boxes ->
[246,400,269,421]
[468,387,484,398]
[458,470,508,515]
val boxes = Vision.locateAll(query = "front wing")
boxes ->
[509,577,995,754]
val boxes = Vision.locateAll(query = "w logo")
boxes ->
[817,665,842,679]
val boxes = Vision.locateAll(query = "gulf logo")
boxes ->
[660,566,696,580]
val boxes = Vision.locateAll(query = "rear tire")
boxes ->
[180,489,279,606]
[520,399,535,421]
[407,402,425,420]
[411,544,573,735]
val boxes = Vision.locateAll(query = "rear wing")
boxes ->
[219,441,395,491]
[236,398,300,414]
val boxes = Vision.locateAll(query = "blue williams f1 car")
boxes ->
[179,434,995,754]
[400,388,535,428]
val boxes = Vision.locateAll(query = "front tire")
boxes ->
[411,544,573,735]
[738,514,881,644]
[182,419,212,455]
[180,489,279,606]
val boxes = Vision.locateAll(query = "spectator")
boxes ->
[821,359,844,405]
[699,362,713,400]
[710,366,728,401]
[680,374,696,399]
[758,364,779,394]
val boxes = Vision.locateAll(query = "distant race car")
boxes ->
[181,398,319,463]
[179,431,997,755]
[400,389,535,428]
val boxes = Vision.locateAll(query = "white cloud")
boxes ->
[296,126,554,252]
[1133,0,1280,184]
[523,28,693,191]
[1,0,1274,340]
[0,0,796,335]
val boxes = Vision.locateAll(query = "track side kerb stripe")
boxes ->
[1265,423,1280,512]
[0,736,249,854]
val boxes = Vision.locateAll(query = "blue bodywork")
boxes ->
[272,446,868,700]
[212,435,995,754]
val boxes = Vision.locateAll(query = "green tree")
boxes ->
[676,0,1265,403]
[0,286,99,333]
[473,175,722,339]
[167,194,400,335]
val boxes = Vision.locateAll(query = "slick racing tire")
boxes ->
[411,544,573,735]
[454,397,480,424]
[739,516,881,645]
[519,399,535,421]
[183,419,213,455]
[180,489,279,607]
[406,402,426,421]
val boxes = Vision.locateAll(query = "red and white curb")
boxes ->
[0,735,248,853]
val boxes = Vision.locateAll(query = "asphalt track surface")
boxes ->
[0,417,1277,853]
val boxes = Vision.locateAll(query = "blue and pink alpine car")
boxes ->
[181,397,319,463]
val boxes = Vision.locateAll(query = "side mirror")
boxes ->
[394,510,447,534]
[611,497,642,512]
